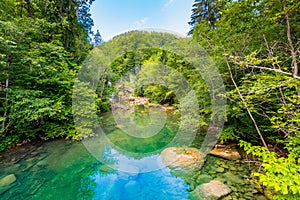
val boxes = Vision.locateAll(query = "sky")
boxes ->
[90,0,194,41]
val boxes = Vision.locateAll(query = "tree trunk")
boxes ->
[25,0,32,17]
[282,0,299,95]
[2,53,11,134]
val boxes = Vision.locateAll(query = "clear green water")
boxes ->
[0,109,192,200]
[0,107,267,200]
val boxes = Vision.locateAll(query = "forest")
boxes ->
[0,0,299,199]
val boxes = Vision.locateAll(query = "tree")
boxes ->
[93,29,103,46]
[0,0,95,150]
[189,0,227,34]
[191,0,300,197]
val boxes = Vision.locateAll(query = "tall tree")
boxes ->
[0,0,96,150]
[189,0,227,34]
[192,0,300,197]
[93,29,103,46]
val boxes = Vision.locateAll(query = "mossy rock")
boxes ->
[209,148,241,160]
[0,174,17,195]
[196,174,213,185]
[191,180,232,200]
[160,147,205,171]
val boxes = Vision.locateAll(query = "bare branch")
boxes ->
[244,64,300,79]
[225,58,268,149]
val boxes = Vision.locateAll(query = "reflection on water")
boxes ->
[0,106,268,199]
[0,109,192,200]
[0,140,191,200]
[91,145,190,200]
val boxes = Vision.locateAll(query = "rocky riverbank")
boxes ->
[160,146,268,200]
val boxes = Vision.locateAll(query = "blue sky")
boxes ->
[90,0,194,41]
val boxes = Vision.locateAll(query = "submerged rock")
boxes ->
[160,147,205,171]
[223,172,244,184]
[209,148,241,160]
[216,167,225,173]
[0,174,17,194]
[191,180,232,200]
[196,174,213,185]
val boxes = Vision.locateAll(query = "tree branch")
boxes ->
[225,58,268,149]
[244,64,300,79]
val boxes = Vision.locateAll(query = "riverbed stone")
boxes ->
[223,172,244,184]
[256,194,268,200]
[237,166,244,171]
[196,174,212,184]
[209,148,241,160]
[160,147,205,171]
[0,174,17,194]
[221,164,229,169]
[251,189,259,194]
[223,195,233,200]
[36,160,47,166]
[216,167,225,173]
[191,180,232,200]
[25,157,35,162]
[244,192,254,199]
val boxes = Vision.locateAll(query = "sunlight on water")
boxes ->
[0,107,266,199]
[0,110,192,200]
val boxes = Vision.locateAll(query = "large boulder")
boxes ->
[209,148,241,160]
[0,174,17,195]
[160,147,205,171]
[191,180,232,200]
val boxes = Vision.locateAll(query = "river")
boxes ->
[0,107,267,199]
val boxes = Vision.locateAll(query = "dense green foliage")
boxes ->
[72,31,215,141]
[110,48,209,108]
[190,0,300,198]
[1,0,299,198]
[0,0,95,150]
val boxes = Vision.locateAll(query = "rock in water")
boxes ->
[196,174,213,185]
[209,148,241,160]
[223,172,244,184]
[0,174,17,194]
[191,180,232,200]
[160,147,204,171]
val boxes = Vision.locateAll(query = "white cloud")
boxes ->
[133,17,149,27]
[164,0,174,8]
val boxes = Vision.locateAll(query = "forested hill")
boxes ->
[0,0,95,150]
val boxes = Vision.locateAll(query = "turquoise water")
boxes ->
[0,110,193,200]
[0,107,267,199]
[0,140,192,200]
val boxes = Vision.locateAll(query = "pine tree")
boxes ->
[93,29,103,46]
[189,0,226,34]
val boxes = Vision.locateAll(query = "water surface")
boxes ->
[0,109,192,200]
[0,107,267,200]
